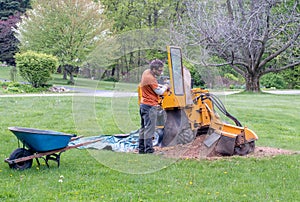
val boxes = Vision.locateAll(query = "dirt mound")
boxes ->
[154,135,298,160]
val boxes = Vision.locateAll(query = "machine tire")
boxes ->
[177,127,196,145]
[9,148,33,170]
[162,109,195,146]
[234,141,255,156]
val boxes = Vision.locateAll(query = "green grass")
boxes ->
[0,94,299,201]
[0,66,16,81]
[49,74,136,91]
[0,66,137,92]
[0,155,298,201]
[223,93,300,150]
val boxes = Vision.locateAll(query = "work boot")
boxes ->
[145,138,155,153]
[138,139,145,154]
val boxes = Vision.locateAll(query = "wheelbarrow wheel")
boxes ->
[9,148,33,170]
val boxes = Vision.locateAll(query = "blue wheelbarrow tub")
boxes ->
[8,127,75,152]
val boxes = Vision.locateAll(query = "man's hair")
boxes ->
[149,59,164,70]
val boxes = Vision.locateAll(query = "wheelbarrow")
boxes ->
[4,127,100,170]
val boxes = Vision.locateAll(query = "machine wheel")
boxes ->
[177,127,196,145]
[234,141,255,156]
[9,148,33,170]
[162,109,196,146]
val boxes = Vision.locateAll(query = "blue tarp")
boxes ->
[69,130,160,152]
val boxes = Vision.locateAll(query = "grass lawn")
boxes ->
[0,66,137,92]
[0,66,15,81]
[50,74,138,92]
[0,93,299,201]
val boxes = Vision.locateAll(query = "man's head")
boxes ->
[150,59,164,76]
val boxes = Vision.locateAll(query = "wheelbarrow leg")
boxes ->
[44,152,63,168]
[35,158,41,167]
[40,156,50,168]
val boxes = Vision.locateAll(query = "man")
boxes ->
[138,59,169,154]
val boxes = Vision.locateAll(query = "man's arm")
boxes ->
[153,84,169,95]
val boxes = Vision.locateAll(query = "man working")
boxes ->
[138,59,169,154]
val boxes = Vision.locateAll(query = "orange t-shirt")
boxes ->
[140,69,159,106]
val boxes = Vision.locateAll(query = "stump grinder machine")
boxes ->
[139,46,258,156]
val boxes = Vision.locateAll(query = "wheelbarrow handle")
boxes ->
[70,135,83,141]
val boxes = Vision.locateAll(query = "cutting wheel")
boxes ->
[234,141,255,156]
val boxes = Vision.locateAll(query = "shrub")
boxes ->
[183,62,206,88]
[0,81,49,93]
[15,51,59,87]
[224,73,239,81]
[260,73,287,89]
[280,66,300,89]
[103,77,119,82]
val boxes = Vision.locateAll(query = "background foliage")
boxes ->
[0,0,31,65]
[173,0,300,92]
[0,0,299,90]
[14,0,109,84]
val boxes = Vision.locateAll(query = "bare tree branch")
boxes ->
[173,0,300,92]
[259,26,300,69]
[263,61,300,75]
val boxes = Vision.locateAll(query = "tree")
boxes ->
[0,0,31,20]
[175,0,300,92]
[0,0,31,64]
[0,14,21,65]
[102,0,181,32]
[14,0,109,84]
[96,0,185,81]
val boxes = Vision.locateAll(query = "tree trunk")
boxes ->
[111,67,115,77]
[63,64,75,84]
[69,73,74,85]
[245,73,260,92]
[63,69,68,80]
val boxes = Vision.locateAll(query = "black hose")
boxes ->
[203,93,242,127]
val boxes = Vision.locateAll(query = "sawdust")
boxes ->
[154,135,298,160]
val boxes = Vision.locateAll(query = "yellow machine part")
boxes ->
[211,121,258,142]
[184,88,213,130]
[187,88,258,142]
[161,46,186,109]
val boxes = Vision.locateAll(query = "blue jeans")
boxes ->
[139,104,157,153]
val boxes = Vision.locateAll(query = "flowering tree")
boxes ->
[0,0,30,20]
[14,0,110,84]
[0,0,30,65]
[0,14,21,65]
